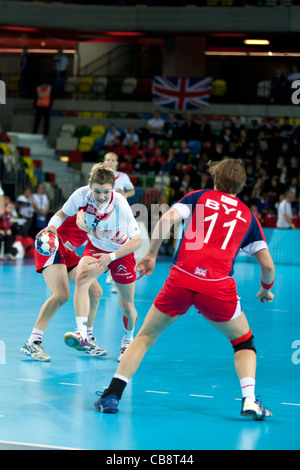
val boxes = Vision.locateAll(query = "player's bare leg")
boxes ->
[114,281,138,361]
[20,264,70,361]
[64,257,107,356]
[94,305,180,412]
[204,312,271,420]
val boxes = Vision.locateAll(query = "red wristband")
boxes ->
[261,279,274,290]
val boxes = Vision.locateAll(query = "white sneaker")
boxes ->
[118,339,131,362]
[106,271,113,284]
[64,329,91,352]
[241,397,272,420]
[87,337,108,357]
[20,341,51,362]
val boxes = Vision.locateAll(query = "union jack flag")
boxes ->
[152,76,212,111]
[194,267,207,277]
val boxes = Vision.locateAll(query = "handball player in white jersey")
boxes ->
[20,215,104,362]
[103,152,135,292]
[95,158,275,420]
[41,163,142,361]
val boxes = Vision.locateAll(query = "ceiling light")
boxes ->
[244,39,270,45]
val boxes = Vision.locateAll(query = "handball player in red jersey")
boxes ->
[20,215,104,362]
[95,158,275,420]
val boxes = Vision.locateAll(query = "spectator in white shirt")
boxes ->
[32,183,50,233]
[276,191,296,229]
[104,123,121,147]
[146,110,165,139]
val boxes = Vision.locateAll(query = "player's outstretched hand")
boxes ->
[36,225,57,238]
[257,288,274,303]
[135,253,156,279]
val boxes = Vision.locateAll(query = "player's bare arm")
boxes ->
[254,248,275,303]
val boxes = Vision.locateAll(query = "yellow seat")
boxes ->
[78,136,95,152]
[78,77,93,94]
[279,117,294,125]
[78,111,92,118]
[211,79,227,96]
[90,125,106,140]
[93,112,107,119]
[0,143,12,155]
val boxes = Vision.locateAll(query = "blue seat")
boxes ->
[187,140,202,154]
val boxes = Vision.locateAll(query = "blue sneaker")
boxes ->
[241,397,272,420]
[94,392,119,413]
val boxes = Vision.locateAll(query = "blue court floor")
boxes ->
[0,258,299,450]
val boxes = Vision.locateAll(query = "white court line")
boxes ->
[18,379,40,383]
[59,383,82,387]
[145,390,169,394]
[190,394,214,398]
[281,402,300,406]
[0,440,82,450]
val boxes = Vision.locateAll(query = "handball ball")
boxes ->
[35,232,59,256]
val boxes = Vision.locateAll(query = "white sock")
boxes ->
[76,317,88,334]
[87,327,93,339]
[240,377,256,400]
[28,328,44,346]
[123,328,134,342]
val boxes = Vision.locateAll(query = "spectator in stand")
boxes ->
[255,139,275,169]
[122,138,139,163]
[122,125,139,146]
[265,175,280,205]
[0,200,17,260]
[230,116,245,141]
[164,112,179,142]
[222,127,232,155]
[210,141,224,161]
[31,183,50,235]
[106,136,126,160]
[258,118,279,146]
[279,117,294,141]
[288,156,299,179]
[33,77,54,136]
[53,49,69,79]
[274,155,287,177]
[174,140,191,165]
[159,147,176,175]
[0,181,4,216]
[179,113,200,141]
[147,147,165,175]
[15,186,34,237]
[198,116,212,142]
[256,191,273,218]
[146,110,165,140]
[104,123,121,147]
[247,119,260,147]
[270,67,288,104]
[287,65,300,84]
[251,177,264,201]
[244,164,256,197]
[276,190,296,229]
[287,176,300,202]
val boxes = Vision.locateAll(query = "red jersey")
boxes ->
[57,214,88,251]
[172,189,267,285]
[0,210,11,232]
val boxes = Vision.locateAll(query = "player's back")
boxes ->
[173,189,266,280]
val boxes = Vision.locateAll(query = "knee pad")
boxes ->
[230,329,256,354]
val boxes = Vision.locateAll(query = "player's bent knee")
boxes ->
[230,329,256,354]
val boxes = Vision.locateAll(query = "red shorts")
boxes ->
[82,240,136,285]
[154,267,241,322]
[35,240,80,273]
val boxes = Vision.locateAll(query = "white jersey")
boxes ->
[276,198,293,228]
[62,186,140,252]
[114,171,134,193]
